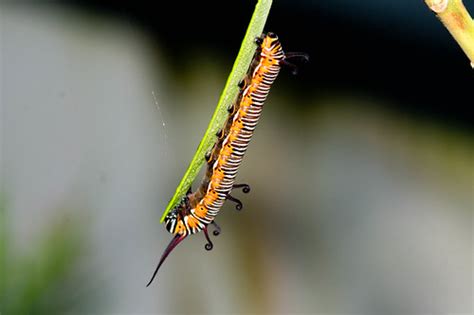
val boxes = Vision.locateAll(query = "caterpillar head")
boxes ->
[266,32,278,39]
[263,32,279,47]
[256,32,279,47]
[165,209,188,236]
[164,210,178,233]
[259,32,283,61]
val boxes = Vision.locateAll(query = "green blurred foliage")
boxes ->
[0,200,88,314]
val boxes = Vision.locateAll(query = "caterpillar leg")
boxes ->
[211,221,221,236]
[205,151,212,163]
[216,129,224,139]
[183,187,193,208]
[232,183,251,194]
[203,227,214,251]
[226,194,243,211]
[186,186,193,195]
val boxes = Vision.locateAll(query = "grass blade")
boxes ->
[160,0,273,222]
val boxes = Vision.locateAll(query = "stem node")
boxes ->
[426,0,449,13]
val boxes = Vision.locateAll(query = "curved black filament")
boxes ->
[227,194,243,211]
[281,52,309,75]
[233,183,251,194]
[203,227,214,251]
[146,234,186,287]
[285,52,310,62]
[211,221,221,236]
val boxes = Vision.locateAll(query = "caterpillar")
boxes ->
[147,32,307,286]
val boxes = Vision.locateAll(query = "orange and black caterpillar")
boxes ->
[147,33,308,286]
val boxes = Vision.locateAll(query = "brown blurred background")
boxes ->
[1,1,472,314]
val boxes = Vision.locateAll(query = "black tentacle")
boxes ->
[285,52,310,62]
[146,234,186,287]
[280,60,299,75]
[203,227,214,251]
[211,221,221,236]
[232,183,251,194]
[281,52,309,75]
[227,194,243,211]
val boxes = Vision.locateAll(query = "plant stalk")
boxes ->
[425,0,474,67]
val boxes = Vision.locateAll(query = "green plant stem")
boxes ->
[160,0,273,222]
[425,0,474,67]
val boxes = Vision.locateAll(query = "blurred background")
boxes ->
[1,1,472,314]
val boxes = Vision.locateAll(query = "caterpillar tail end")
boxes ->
[146,234,186,287]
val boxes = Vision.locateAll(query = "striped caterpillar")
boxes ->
[147,33,307,286]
